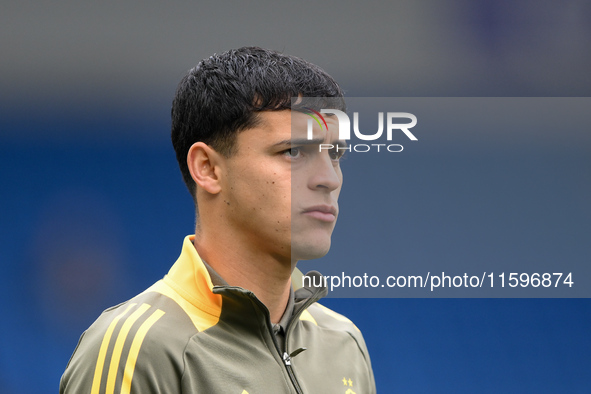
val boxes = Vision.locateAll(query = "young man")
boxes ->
[60,47,376,393]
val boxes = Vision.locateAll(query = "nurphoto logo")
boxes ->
[302,107,418,153]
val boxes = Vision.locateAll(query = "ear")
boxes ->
[187,142,223,194]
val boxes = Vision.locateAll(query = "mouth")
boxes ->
[301,205,338,222]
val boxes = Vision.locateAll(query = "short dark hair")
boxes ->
[171,46,345,199]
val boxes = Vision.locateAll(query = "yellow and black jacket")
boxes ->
[60,236,376,393]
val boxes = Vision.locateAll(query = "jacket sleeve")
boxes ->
[60,296,197,394]
[304,303,377,394]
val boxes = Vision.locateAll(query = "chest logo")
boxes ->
[342,377,356,393]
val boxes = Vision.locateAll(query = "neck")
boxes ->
[193,228,292,324]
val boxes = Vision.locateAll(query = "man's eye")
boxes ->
[284,147,301,158]
[329,148,345,161]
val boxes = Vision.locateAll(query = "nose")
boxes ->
[308,153,342,192]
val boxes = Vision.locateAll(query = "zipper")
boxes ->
[269,316,306,394]
[282,351,304,394]
[244,284,324,394]
[281,286,324,394]
[244,292,306,393]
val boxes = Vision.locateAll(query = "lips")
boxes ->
[301,205,338,222]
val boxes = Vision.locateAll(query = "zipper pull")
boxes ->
[289,347,307,358]
[283,347,307,366]
[282,352,292,366]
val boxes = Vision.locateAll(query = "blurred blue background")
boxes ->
[1,1,590,392]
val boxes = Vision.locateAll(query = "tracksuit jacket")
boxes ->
[60,236,376,393]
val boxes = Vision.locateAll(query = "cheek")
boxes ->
[254,172,291,211]
[226,157,291,216]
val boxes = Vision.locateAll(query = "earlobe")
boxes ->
[187,142,222,194]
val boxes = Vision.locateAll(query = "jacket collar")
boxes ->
[164,235,327,319]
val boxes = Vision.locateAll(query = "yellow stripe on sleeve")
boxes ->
[120,309,165,394]
[299,309,318,325]
[317,303,360,332]
[91,303,137,394]
[105,303,151,393]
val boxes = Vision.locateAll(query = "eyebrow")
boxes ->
[272,138,348,147]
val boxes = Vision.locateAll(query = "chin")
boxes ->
[291,239,332,261]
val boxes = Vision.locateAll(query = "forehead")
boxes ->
[254,110,292,135]
[239,110,341,144]
[231,111,291,152]
[290,110,340,142]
